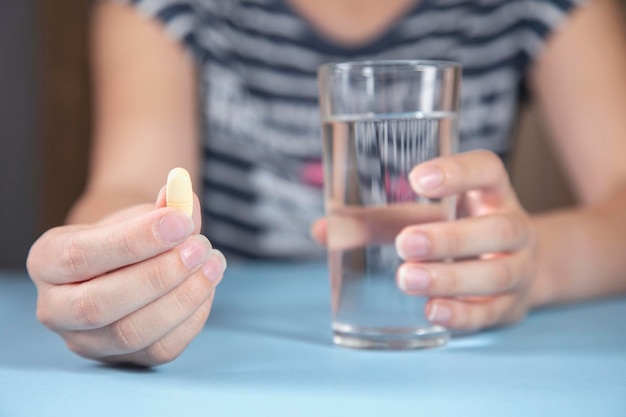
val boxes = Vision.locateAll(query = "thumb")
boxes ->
[156,185,203,234]
[310,218,327,246]
[154,185,167,209]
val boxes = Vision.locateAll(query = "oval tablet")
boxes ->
[166,167,194,217]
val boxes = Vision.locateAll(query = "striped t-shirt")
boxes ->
[116,0,582,260]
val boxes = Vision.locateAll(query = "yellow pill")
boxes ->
[166,167,194,217]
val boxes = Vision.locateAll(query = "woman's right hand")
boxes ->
[26,190,226,367]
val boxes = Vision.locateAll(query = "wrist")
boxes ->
[526,216,556,309]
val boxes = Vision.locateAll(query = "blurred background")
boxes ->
[0,0,623,268]
[1,0,91,268]
[1,0,39,269]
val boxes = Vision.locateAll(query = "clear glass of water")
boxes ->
[317,60,461,349]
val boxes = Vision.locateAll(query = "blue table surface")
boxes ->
[0,263,625,417]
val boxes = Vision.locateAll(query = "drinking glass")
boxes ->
[318,60,461,349]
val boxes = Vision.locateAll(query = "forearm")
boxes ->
[530,187,626,308]
[67,2,200,226]
[66,188,156,225]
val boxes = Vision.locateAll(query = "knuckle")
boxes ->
[496,214,525,246]
[482,302,500,328]
[479,150,505,171]
[116,231,140,261]
[65,338,89,358]
[493,259,516,292]
[141,302,211,366]
[520,252,536,282]
[60,235,90,278]
[441,228,465,256]
[452,304,472,330]
[173,275,211,313]
[35,301,54,329]
[144,341,182,365]
[144,260,177,297]
[71,288,105,328]
[479,150,508,183]
[110,319,145,353]
[457,303,494,331]
[64,331,98,360]
[26,228,59,277]
[436,268,460,295]
[187,298,213,332]
[483,303,498,326]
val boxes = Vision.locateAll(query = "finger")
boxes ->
[154,185,167,208]
[409,150,518,209]
[397,250,532,297]
[395,213,531,261]
[310,218,327,245]
[63,254,224,358]
[29,208,195,284]
[311,202,449,250]
[191,194,202,234]
[425,295,524,331]
[96,187,168,227]
[96,204,155,226]
[156,187,202,234]
[42,236,222,331]
[103,295,214,367]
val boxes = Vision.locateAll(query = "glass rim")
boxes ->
[317,59,461,75]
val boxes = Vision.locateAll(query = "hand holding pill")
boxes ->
[26,168,226,366]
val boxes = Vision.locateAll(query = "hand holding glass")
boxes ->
[318,60,461,349]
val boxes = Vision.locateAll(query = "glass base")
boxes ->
[332,323,449,350]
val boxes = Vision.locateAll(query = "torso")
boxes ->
[286,0,418,47]
[164,0,579,259]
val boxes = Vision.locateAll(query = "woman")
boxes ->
[27,0,626,365]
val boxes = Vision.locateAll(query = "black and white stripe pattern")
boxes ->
[116,0,581,259]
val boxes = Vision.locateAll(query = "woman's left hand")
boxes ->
[395,150,538,331]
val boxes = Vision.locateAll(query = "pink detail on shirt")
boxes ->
[385,173,413,201]
[301,160,324,188]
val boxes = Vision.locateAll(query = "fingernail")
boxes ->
[428,303,451,324]
[396,233,431,259]
[202,250,227,282]
[156,213,193,243]
[399,266,431,292]
[180,239,209,270]
[411,166,444,192]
